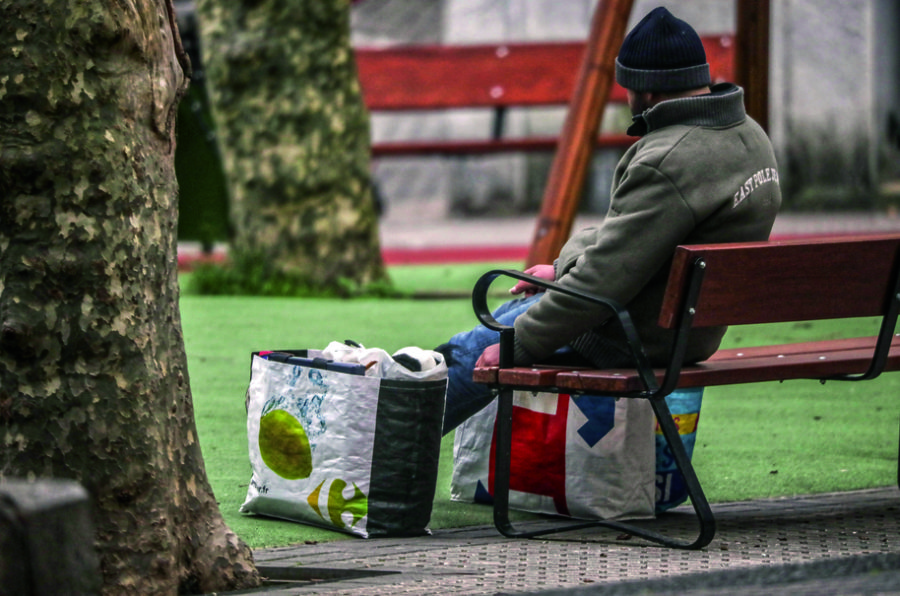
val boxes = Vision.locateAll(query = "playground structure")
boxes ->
[355,0,771,264]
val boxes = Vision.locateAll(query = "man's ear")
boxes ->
[627,90,654,114]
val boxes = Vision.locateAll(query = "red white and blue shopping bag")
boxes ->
[451,388,704,520]
[451,391,657,520]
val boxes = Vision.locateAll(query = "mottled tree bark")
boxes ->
[197,0,387,293]
[0,1,259,594]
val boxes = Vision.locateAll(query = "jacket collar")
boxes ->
[626,83,746,137]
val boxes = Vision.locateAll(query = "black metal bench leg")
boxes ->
[492,386,515,536]
[648,395,717,549]
[491,389,716,549]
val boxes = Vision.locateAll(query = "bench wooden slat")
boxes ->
[558,339,900,393]
[357,42,588,110]
[370,134,635,156]
[474,335,900,394]
[356,36,734,111]
[472,365,500,385]
[660,235,900,328]
[492,366,566,387]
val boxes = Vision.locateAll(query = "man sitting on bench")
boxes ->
[437,6,782,436]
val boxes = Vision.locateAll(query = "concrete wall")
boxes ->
[873,0,900,200]
[770,0,883,208]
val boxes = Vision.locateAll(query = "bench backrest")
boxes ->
[659,235,900,329]
[355,36,734,112]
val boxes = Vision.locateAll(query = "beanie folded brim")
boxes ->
[616,58,711,93]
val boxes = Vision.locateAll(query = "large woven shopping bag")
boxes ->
[451,387,703,520]
[241,347,447,538]
[451,391,656,520]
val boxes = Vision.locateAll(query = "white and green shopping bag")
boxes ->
[241,346,447,537]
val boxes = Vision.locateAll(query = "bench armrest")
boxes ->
[471,269,659,393]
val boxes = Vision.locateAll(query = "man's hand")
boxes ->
[475,343,501,367]
[509,264,555,297]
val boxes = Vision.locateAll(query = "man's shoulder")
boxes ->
[623,125,696,169]
[631,116,770,171]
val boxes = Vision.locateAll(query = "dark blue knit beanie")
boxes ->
[616,7,710,92]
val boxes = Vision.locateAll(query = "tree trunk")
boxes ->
[0,1,259,594]
[197,0,387,294]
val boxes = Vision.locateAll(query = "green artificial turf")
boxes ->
[180,265,898,549]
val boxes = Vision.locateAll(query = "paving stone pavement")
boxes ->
[228,486,900,595]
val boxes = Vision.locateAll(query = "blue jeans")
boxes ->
[441,294,590,435]
[440,294,539,435]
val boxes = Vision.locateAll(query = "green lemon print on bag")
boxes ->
[258,409,312,480]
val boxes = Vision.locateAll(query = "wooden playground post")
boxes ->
[525,0,634,267]
[735,0,770,132]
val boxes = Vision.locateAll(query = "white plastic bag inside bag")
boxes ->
[321,342,447,382]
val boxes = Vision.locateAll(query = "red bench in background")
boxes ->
[355,36,735,157]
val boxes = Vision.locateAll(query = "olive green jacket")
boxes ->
[514,83,782,367]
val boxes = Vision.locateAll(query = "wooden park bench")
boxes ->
[354,36,734,157]
[471,234,900,549]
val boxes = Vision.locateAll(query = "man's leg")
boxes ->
[437,294,541,436]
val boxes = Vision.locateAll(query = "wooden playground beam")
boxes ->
[526,1,770,266]
[735,0,771,132]
[525,0,634,267]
